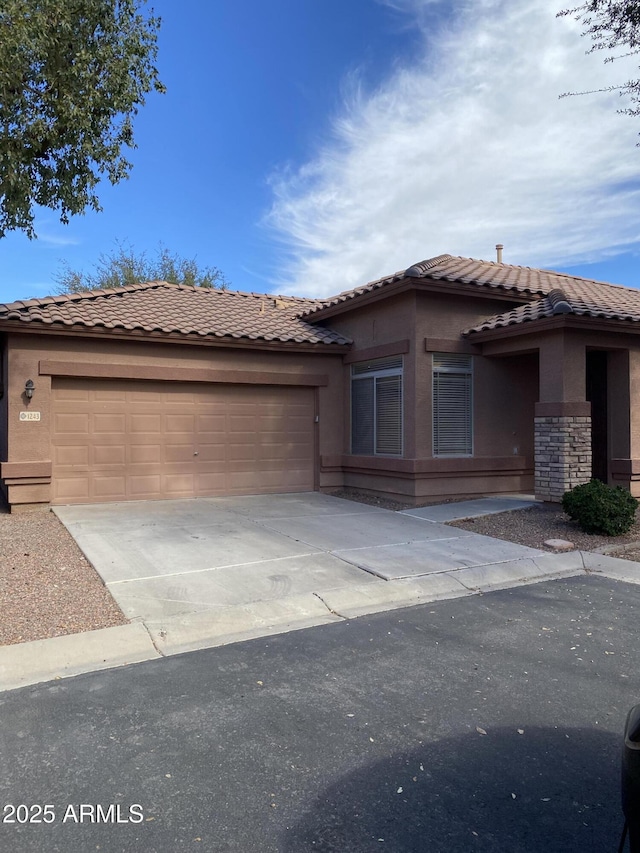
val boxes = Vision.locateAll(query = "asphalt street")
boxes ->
[1,574,639,853]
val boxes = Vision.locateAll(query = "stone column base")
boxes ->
[534,416,592,502]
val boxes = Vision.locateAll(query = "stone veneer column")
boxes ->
[534,415,592,502]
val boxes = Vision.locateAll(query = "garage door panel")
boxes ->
[197,444,226,462]
[93,414,126,433]
[54,445,90,467]
[55,387,90,402]
[130,414,162,434]
[165,414,195,433]
[197,472,228,491]
[55,412,90,434]
[93,476,128,498]
[93,388,127,402]
[165,444,196,463]
[93,445,126,465]
[230,409,257,421]
[52,379,315,504]
[162,389,199,405]
[128,475,163,497]
[163,473,196,495]
[263,445,297,461]
[56,477,91,501]
[129,445,162,464]
[197,414,226,432]
[226,471,261,490]
[127,389,163,403]
[229,445,258,462]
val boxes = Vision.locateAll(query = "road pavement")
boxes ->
[1,574,638,852]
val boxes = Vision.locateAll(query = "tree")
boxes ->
[559,2,640,116]
[0,0,165,239]
[55,243,229,293]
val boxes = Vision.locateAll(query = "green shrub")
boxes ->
[561,479,638,536]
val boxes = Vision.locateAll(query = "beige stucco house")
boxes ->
[1,253,638,511]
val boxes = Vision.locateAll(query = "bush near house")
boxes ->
[562,479,639,536]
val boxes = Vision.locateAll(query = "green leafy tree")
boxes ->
[0,0,165,238]
[55,243,230,293]
[559,2,640,117]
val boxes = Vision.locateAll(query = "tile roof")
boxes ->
[300,253,640,337]
[466,276,640,334]
[302,253,549,315]
[4,255,640,345]
[403,254,575,294]
[0,282,352,347]
[303,253,640,319]
[302,267,414,315]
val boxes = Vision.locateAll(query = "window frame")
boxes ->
[350,356,403,457]
[432,353,474,458]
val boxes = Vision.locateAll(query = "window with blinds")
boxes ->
[351,356,403,456]
[432,353,473,457]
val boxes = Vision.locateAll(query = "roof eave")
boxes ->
[0,319,352,352]
[305,276,538,323]
[465,313,640,342]
[304,278,411,321]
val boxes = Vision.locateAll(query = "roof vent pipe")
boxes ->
[496,244,504,263]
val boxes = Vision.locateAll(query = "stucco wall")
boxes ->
[318,290,538,501]
[322,293,417,460]
[481,326,640,496]
[1,331,345,507]
[0,335,8,503]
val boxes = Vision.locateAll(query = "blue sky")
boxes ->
[2,0,640,304]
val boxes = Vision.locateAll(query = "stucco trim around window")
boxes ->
[343,340,410,365]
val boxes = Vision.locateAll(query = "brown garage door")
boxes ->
[51,378,316,504]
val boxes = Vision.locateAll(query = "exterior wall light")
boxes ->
[25,379,35,399]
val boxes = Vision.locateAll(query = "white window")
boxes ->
[351,356,403,456]
[433,353,473,457]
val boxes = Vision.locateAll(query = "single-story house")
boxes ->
[1,252,638,511]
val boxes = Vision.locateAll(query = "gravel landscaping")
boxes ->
[3,491,640,649]
[0,508,127,647]
[335,488,640,560]
[449,503,640,556]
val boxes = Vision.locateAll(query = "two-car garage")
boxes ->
[50,379,316,505]
[0,282,347,510]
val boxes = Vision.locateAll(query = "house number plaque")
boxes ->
[19,411,41,421]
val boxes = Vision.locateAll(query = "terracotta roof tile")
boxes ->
[0,282,352,347]
[301,254,640,337]
[5,255,640,345]
[467,276,640,334]
[303,253,640,317]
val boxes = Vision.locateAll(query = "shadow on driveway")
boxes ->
[284,725,622,853]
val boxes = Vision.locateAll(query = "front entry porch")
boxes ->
[480,328,640,503]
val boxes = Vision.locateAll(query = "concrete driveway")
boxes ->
[54,492,580,655]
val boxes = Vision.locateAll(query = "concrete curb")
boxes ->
[319,574,472,619]
[591,539,640,556]
[0,550,625,694]
[452,552,584,593]
[580,550,640,584]
[0,623,160,693]
[145,593,343,656]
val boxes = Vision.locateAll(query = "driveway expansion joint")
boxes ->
[142,622,167,657]
[312,591,347,620]
[12,494,598,692]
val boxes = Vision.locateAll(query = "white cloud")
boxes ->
[267,0,640,296]
[32,214,81,248]
[36,231,80,248]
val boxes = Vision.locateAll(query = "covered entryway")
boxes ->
[51,378,316,504]
[586,350,609,484]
